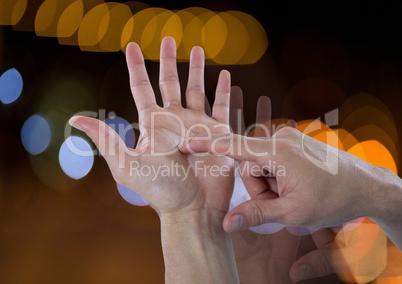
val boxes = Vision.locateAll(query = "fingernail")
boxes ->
[69,117,85,132]
[296,264,310,281]
[228,214,244,232]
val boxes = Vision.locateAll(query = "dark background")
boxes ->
[1,0,401,283]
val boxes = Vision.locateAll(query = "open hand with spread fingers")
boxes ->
[69,36,239,284]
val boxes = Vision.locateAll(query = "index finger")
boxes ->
[182,132,275,162]
[126,42,157,112]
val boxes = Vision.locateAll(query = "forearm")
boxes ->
[367,167,402,250]
[160,210,240,284]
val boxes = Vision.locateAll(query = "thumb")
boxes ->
[69,116,133,182]
[289,249,335,282]
[222,198,287,232]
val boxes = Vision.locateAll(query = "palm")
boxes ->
[71,37,234,215]
[127,105,234,213]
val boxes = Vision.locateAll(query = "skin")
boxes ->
[181,105,402,282]
[228,88,390,283]
[69,36,239,284]
[68,36,402,283]
[228,86,300,284]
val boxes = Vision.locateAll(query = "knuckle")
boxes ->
[316,250,334,276]
[247,201,267,226]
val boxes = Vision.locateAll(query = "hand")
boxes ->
[69,36,239,283]
[69,36,234,218]
[228,86,300,284]
[290,219,388,283]
[181,109,398,233]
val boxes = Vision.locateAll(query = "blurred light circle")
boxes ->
[0,68,23,104]
[161,12,183,52]
[0,0,27,25]
[77,3,110,51]
[228,11,268,64]
[174,9,197,60]
[104,115,139,206]
[202,13,227,60]
[250,223,286,234]
[35,0,79,37]
[57,0,84,38]
[210,12,249,64]
[59,136,94,179]
[104,115,135,148]
[21,114,51,155]
[121,7,165,54]
[98,3,133,52]
[181,8,214,59]
[229,167,249,210]
[140,9,174,60]
[116,183,149,206]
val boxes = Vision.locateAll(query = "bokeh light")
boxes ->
[57,0,84,38]
[77,2,111,52]
[335,128,360,151]
[312,127,344,150]
[342,106,398,146]
[160,12,184,54]
[0,0,27,25]
[142,9,182,61]
[174,9,198,60]
[35,0,77,37]
[3,2,269,63]
[229,168,250,211]
[116,183,149,206]
[58,0,103,46]
[21,114,51,155]
[104,114,141,206]
[229,11,268,65]
[374,243,402,284]
[282,77,346,121]
[250,222,286,235]
[98,3,132,52]
[204,11,249,65]
[336,220,387,283]
[340,92,399,166]
[121,7,164,54]
[351,124,399,166]
[202,13,227,61]
[0,68,23,104]
[340,92,396,127]
[59,136,94,179]
[351,140,397,175]
[180,8,213,59]
[375,276,402,284]
[104,114,135,148]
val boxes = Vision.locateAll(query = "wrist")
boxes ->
[160,209,239,284]
[159,208,226,229]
